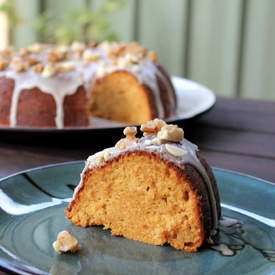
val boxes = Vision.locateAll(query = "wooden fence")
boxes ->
[12,0,275,100]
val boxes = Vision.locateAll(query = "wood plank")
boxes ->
[215,97,275,115]
[240,0,275,100]
[187,0,242,97]
[14,0,39,47]
[138,0,188,76]
[185,124,275,159]
[201,149,275,183]
[194,98,275,134]
[100,0,135,42]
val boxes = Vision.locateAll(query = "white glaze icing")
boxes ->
[0,69,84,128]
[0,42,171,127]
[73,135,219,233]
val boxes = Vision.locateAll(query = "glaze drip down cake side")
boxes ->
[0,42,176,128]
[66,119,221,252]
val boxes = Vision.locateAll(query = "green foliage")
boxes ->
[35,0,126,44]
[0,0,22,27]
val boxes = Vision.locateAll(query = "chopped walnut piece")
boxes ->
[115,138,137,149]
[165,144,187,157]
[27,57,40,66]
[10,57,29,72]
[0,48,14,58]
[157,124,184,142]
[57,45,69,56]
[88,148,114,166]
[47,50,67,63]
[28,43,43,54]
[107,44,126,58]
[52,231,79,254]
[57,62,75,72]
[82,49,100,63]
[33,63,44,73]
[41,64,57,78]
[141,119,167,136]
[147,51,158,62]
[19,48,30,57]
[71,41,86,52]
[0,59,9,71]
[126,42,147,57]
[123,126,138,140]
[99,41,118,53]
[89,41,99,48]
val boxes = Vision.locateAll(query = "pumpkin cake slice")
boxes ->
[66,119,221,252]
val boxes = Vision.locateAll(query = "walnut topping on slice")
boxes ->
[0,58,9,71]
[41,64,57,78]
[115,138,136,149]
[87,149,113,166]
[123,126,138,140]
[52,231,79,254]
[165,144,187,157]
[157,124,184,142]
[141,119,167,136]
[115,126,138,149]
[10,57,29,72]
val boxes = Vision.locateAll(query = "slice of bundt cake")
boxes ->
[67,119,220,252]
[89,42,176,124]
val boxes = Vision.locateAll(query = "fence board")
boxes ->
[240,0,275,100]
[92,0,135,42]
[138,0,189,77]
[187,0,242,97]
[14,0,39,47]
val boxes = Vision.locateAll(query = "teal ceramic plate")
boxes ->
[0,161,274,275]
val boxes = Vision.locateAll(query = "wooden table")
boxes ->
[0,97,274,182]
[0,96,275,274]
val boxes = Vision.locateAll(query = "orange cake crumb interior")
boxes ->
[68,153,204,251]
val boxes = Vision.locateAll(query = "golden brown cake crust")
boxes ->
[0,76,89,127]
[66,150,220,251]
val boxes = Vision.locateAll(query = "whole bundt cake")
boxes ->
[66,119,221,252]
[0,42,176,128]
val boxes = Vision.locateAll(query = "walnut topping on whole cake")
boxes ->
[57,61,76,73]
[41,64,57,78]
[52,230,79,254]
[82,49,100,63]
[10,57,29,72]
[28,43,43,54]
[0,58,9,71]
[47,49,67,63]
